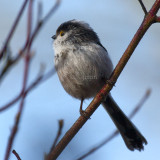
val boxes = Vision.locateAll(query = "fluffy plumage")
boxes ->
[52,20,147,151]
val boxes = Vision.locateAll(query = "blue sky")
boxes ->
[0,0,160,160]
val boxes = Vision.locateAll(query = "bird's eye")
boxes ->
[60,30,65,36]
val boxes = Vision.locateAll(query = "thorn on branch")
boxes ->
[138,0,148,15]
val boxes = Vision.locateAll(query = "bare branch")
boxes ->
[4,54,31,160]
[1,0,59,159]
[0,0,61,82]
[37,1,43,24]
[42,0,61,24]
[46,120,64,160]
[0,68,55,112]
[47,1,160,159]
[51,120,64,151]
[0,0,29,59]
[12,150,22,160]
[129,89,151,118]
[4,1,33,159]
[0,93,21,112]
[76,131,118,160]
[26,0,34,46]
[26,0,61,51]
[75,89,151,160]
[138,0,148,15]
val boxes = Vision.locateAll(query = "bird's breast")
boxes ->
[54,44,113,99]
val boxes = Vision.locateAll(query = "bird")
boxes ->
[52,19,147,151]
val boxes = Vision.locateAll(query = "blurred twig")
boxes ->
[0,0,60,82]
[12,150,22,160]
[0,68,55,112]
[47,1,160,159]
[0,0,60,159]
[24,0,61,53]
[0,0,29,60]
[4,53,32,160]
[4,1,33,159]
[75,89,151,160]
[51,120,64,150]
[45,120,64,160]
[37,1,43,23]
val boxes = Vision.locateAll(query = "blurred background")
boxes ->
[0,0,160,160]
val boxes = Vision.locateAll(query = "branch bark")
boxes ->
[47,1,160,159]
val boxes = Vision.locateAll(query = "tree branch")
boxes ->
[75,89,151,160]
[47,1,160,159]
[0,68,55,112]
[0,0,29,60]
[4,1,33,159]
[46,120,64,160]
[0,0,61,82]
[0,0,59,159]
[138,0,148,15]
[51,120,64,151]
[37,1,42,24]
[4,54,31,160]
[12,150,22,160]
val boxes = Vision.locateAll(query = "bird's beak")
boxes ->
[51,35,57,40]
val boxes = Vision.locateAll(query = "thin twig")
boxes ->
[4,1,33,159]
[26,0,34,46]
[37,1,43,24]
[75,89,151,160]
[4,54,31,160]
[0,0,61,82]
[51,120,64,151]
[12,150,22,160]
[47,1,160,159]
[0,93,21,112]
[42,0,61,24]
[26,0,61,51]
[138,0,148,15]
[0,68,55,112]
[0,0,29,60]
[46,120,64,160]
[129,89,151,118]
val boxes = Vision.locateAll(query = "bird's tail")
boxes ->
[102,95,147,151]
